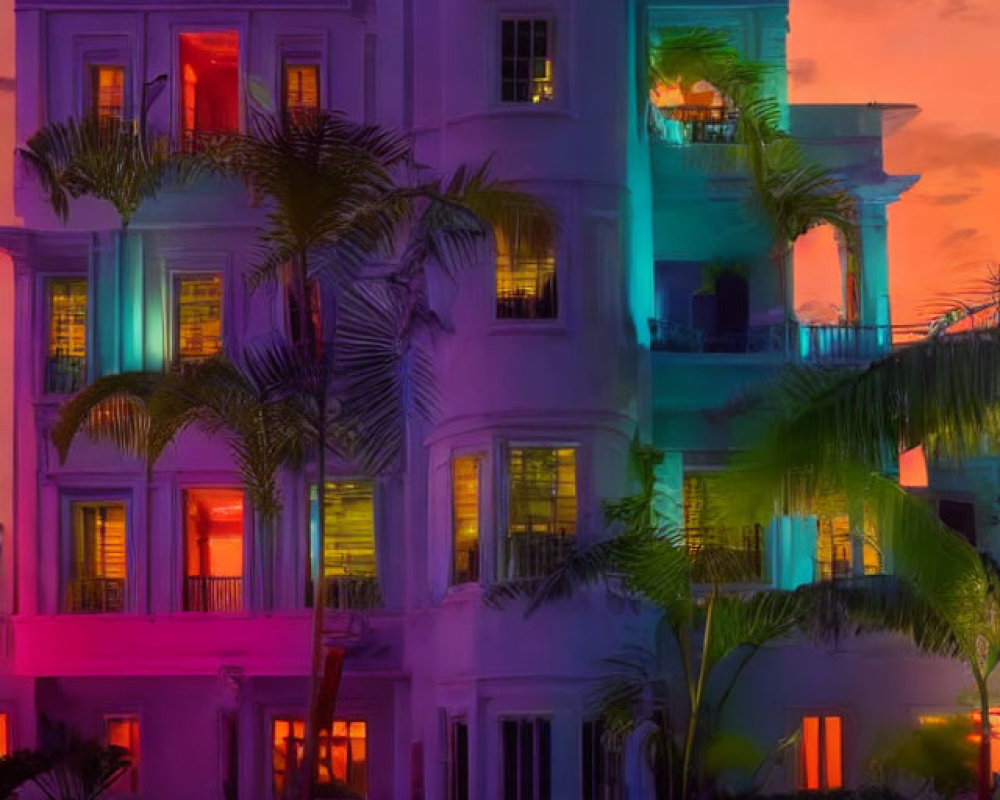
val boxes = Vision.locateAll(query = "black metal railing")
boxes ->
[685,526,764,583]
[496,288,558,320]
[312,575,382,611]
[656,105,741,145]
[649,319,914,364]
[46,355,86,394]
[184,575,243,612]
[65,577,125,613]
[502,532,574,580]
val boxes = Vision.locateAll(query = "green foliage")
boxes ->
[878,716,976,798]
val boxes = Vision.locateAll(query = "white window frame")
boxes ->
[61,492,133,615]
[497,15,556,106]
[450,453,485,586]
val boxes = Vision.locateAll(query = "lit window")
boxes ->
[46,277,87,394]
[969,709,1000,772]
[495,225,557,320]
[179,31,240,148]
[816,514,881,581]
[452,456,480,585]
[284,63,320,122]
[310,482,380,610]
[683,473,763,580]
[174,274,223,362]
[90,66,125,124]
[501,717,551,800]
[0,712,9,757]
[582,720,624,800]
[272,717,367,799]
[505,448,575,579]
[183,489,244,612]
[800,715,842,791]
[105,716,140,794]
[500,19,553,104]
[67,502,126,613]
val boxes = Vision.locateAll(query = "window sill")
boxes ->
[447,105,575,127]
[442,582,483,605]
[489,319,567,336]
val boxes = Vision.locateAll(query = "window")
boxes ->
[174,274,223,362]
[495,225,557,320]
[179,31,239,148]
[450,720,469,800]
[105,716,140,794]
[582,720,624,800]
[90,66,125,124]
[501,717,551,800]
[800,715,842,791]
[46,277,87,394]
[452,456,481,584]
[284,63,320,122]
[505,448,575,580]
[683,474,762,581]
[272,717,367,799]
[815,514,881,581]
[500,19,553,104]
[67,501,126,613]
[0,712,9,757]
[183,489,244,611]
[310,482,380,610]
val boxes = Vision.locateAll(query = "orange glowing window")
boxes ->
[90,66,125,123]
[174,274,223,361]
[68,502,127,613]
[183,489,243,612]
[969,709,1000,771]
[815,514,882,581]
[495,224,557,320]
[105,715,139,794]
[452,456,481,584]
[46,277,87,394]
[271,717,367,799]
[284,63,320,120]
[179,31,239,146]
[800,715,842,791]
[0,712,9,757]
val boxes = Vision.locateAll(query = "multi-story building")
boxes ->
[0,0,976,798]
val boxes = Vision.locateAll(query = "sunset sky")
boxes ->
[0,0,997,325]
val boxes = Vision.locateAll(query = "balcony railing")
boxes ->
[184,575,243,612]
[685,526,764,583]
[453,544,480,585]
[65,577,125,613]
[653,105,741,145]
[496,289,558,321]
[313,575,382,612]
[649,319,915,364]
[502,532,574,581]
[46,355,86,394]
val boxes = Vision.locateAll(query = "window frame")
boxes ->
[172,25,245,147]
[268,712,370,799]
[492,222,560,324]
[169,270,226,365]
[180,486,247,613]
[104,713,141,795]
[41,274,89,396]
[497,16,556,106]
[499,715,552,800]
[61,493,132,615]
[275,35,327,119]
[797,712,844,792]
[74,36,132,122]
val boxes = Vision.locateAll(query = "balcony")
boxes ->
[46,355,86,394]
[65,577,125,613]
[649,319,912,364]
[184,576,243,612]
[652,106,740,145]
[502,532,574,581]
[685,526,764,583]
[310,576,382,612]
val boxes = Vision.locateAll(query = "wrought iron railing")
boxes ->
[496,289,558,321]
[654,105,741,145]
[46,355,86,394]
[649,319,919,364]
[502,532,574,580]
[65,577,125,613]
[317,575,382,611]
[184,576,243,612]
[685,525,764,583]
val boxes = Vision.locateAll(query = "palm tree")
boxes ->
[725,328,1000,800]
[493,444,806,800]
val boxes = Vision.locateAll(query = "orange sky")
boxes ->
[0,0,996,324]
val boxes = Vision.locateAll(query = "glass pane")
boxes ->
[800,716,820,790]
[91,66,125,122]
[502,721,518,800]
[452,457,480,584]
[538,719,551,800]
[47,278,87,393]
[183,489,244,611]
[175,274,223,361]
[823,716,842,789]
[312,482,377,578]
[69,502,127,613]
[519,720,533,800]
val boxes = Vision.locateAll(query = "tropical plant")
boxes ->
[723,326,1000,800]
[491,444,807,800]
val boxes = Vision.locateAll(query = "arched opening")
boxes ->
[794,223,849,326]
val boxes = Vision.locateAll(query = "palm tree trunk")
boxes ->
[296,250,313,360]
[976,672,992,800]
[681,592,716,800]
[301,394,327,800]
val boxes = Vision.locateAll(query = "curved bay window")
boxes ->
[504,448,576,580]
[272,717,367,799]
[495,225,557,321]
[66,501,126,613]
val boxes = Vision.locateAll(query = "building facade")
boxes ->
[0,0,977,798]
